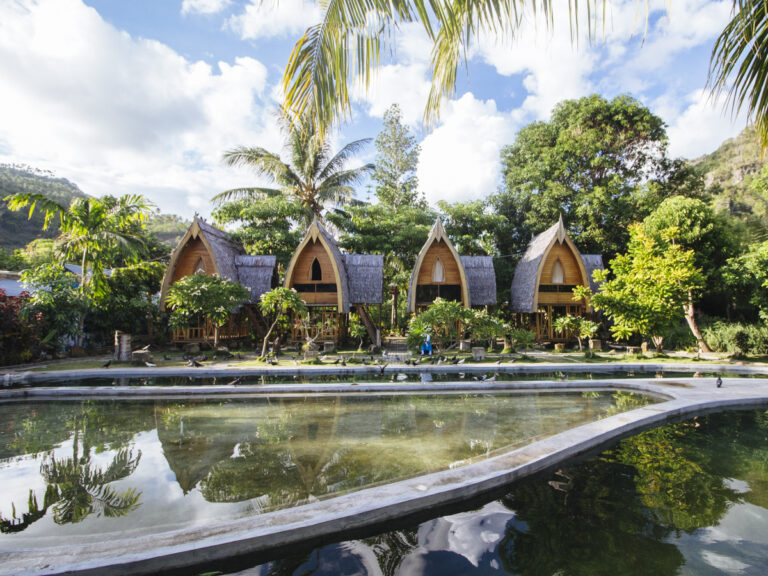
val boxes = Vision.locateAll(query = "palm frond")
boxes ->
[317,138,373,182]
[212,187,285,205]
[319,164,375,190]
[223,146,292,181]
[3,192,68,230]
[709,0,768,147]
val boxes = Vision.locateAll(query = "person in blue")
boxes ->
[421,332,433,356]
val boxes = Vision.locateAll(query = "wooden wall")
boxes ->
[537,241,587,306]
[416,241,462,285]
[289,239,338,306]
[172,237,216,283]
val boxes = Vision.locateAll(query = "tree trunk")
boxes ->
[651,335,664,353]
[214,325,220,349]
[261,319,278,357]
[684,291,711,353]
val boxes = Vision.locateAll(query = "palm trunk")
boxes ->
[684,291,711,353]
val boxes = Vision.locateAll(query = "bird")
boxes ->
[293,358,299,366]
[102,360,112,368]
[163,354,171,361]
[140,344,151,351]
[413,358,421,366]
[228,377,242,386]
[269,357,278,366]
[495,359,502,365]
[450,357,460,365]
[436,358,443,366]
[333,358,340,365]
[485,375,497,382]
[145,361,156,367]
[362,358,369,366]
[379,363,388,376]
[187,359,202,367]
[716,376,723,388]
[236,353,243,360]
[457,358,465,364]
[341,357,347,367]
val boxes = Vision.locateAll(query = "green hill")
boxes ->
[0,164,88,250]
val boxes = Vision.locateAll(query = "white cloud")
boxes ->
[0,0,283,218]
[229,0,320,40]
[665,90,747,159]
[181,0,231,16]
[418,93,516,205]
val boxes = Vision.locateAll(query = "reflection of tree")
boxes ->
[40,445,141,524]
[1,405,145,531]
[364,528,420,576]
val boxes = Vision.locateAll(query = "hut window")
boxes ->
[194,258,206,274]
[311,258,322,281]
[432,258,445,283]
[552,258,564,284]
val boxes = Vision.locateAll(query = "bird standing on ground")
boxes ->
[145,361,156,367]
[716,376,723,388]
[102,360,111,368]
[341,357,347,367]
[163,354,171,361]
[187,359,202,367]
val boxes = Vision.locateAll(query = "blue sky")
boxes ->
[0,0,745,218]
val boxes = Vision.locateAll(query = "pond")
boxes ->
[0,390,654,548]
[238,408,768,576]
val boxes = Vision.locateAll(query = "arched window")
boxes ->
[552,258,564,284]
[311,257,322,281]
[432,257,445,283]
[194,258,206,274]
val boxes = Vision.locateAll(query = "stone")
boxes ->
[184,343,200,354]
[471,347,486,361]
[459,340,472,352]
[304,350,319,361]
[114,331,132,362]
[589,339,602,351]
[641,342,650,354]
[554,343,565,352]
[626,346,640,355]
[323,342,335,353]
[70,345,86,358]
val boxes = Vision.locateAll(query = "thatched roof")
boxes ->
[581,254,605,294]
[461,256,497,306]
[510,215,595,313]
[407,218,496,311]
[345,254,384,304]
[286,218,383,311]
[235,255,278,303]
[160,216,276,309]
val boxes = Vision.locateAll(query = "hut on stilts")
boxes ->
[509,215,604,341]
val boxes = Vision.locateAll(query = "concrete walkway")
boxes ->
[2,365,768,576]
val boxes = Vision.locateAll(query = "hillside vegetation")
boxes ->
[0,164,87,250]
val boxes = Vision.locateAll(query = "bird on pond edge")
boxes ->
[716,376,723,388]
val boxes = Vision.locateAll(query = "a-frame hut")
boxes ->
[509,216,604,341]
[159,216,278,342]
[284,218,383,345]
[407,218,497,313]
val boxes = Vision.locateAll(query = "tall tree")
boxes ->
[372,104,424,211]
[214,114,374,222]
[575,225,705,352]
[493,94,699,262]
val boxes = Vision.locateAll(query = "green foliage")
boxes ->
[373,104,424,210]
[349,313,367,350]
[507,328,536,351]
[20,264,87,349]
[143,212,189,246]
[438,199,505,257]
[258,287,307,356]
[553,315,600,351]
[466,309,506,348]
[723,239,768,321]
[406,298,470,350]
[213,196,305,272]
[0,288,45,365]
[89,262,165,338]
[0,246,27,271]
[580,225,704,345]
[215,114,374,222]
[701,321,768,356]
[494,94,699,262]
[166,274,250,346]
[0,164,87,251]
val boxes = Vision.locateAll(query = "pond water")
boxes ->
[0,390,654,548]
[239,408,768,576]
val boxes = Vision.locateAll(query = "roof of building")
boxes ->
[64,264,113,278]
[196,218,243,283]
[581,254,605,294]
[510,216,600,313]
[345,254,384,305]
[235,255,278,304]
[460,255,497,306]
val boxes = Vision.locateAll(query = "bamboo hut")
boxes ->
[284,218,383,345]
[509,215,604,341]
[159,216,277,343]
[407,218,497,313]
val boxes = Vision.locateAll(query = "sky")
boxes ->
[0,0,746,219]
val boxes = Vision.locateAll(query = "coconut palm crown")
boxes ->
[214,115,374,222]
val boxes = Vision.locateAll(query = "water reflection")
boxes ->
[244,409,768,576]
[0,391,650,546]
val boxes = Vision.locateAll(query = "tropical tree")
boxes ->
[214,114,374,222]
[553,315,599,352]
[165,274,251,348]
[438,199,505,256]
[258,287,308,357]
[406,298,470,351]
[575,225,705,352]
[467,309,506,349]
[3,193,153,295]
[372,104,425,211]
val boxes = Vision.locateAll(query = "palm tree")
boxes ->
[283,0,765,146]
[3,193,154,294]
[214,114,374,222]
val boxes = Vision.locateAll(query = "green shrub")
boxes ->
[702,321,768,355]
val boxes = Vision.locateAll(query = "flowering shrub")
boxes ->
[0,288,45,365]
